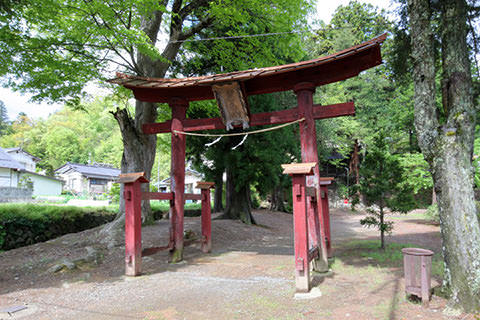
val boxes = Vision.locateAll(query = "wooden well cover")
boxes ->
[212,82,249,130]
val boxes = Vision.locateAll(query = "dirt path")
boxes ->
[0,209,472,319]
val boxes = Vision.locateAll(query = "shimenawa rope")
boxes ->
[172,117,305,137]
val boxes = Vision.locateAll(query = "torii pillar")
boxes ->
[169,97,188,263]
[294,82,329,272]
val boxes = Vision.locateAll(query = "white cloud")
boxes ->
[0,88,61,121]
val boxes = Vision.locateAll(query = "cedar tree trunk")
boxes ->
[220,135,256,224]
[223,163,256,224]
[408,0,480,311]
[270,185,286,212]
[213,172,224,213]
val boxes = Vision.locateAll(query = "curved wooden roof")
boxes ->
[109,33,387,103]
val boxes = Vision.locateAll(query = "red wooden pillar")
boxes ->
[294,82,329,272]
[118,172,149,276]
[170,98,188,263]
[282,162,316,293]
[320,177,334,258]
[196,181,215,253]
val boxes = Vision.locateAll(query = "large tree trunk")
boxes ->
[270,185,286,212]
[213,172,224,213]
[216,134,256,224]
[408,0,480,311]
[99,8,179,243]
[222,163,256,224]
[99,103,158,245]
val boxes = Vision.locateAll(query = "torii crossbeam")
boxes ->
[109,33,386,280]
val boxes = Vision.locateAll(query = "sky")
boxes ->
[1,0,393,121]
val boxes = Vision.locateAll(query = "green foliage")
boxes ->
[0,204,117,250]
[0,224,5,248]
[397,153,432,194]
[0,97,124,172]
[352,133,416,248]
[473,135,480,188]
[0,100,9,137]
[108,183,120,203]
[18,175,33,190]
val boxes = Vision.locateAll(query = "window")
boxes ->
[90,179,107,185]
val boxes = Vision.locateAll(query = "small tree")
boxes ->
[352,133,415,249]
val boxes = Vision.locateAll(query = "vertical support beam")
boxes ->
[320,185,332,257]
[294,82,329,272]
[169,98,188,263]
[124,181,142,276]
[197,181,215,253]
[292,174,310,292]
[201,188,212,253]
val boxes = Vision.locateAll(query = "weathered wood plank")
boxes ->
[142,102,355,134]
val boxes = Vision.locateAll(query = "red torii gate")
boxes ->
[110,34,386,290]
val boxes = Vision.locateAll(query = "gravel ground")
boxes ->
[0,208,474,320]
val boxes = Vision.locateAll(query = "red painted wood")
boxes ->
[292,174,310,292]
[142,102,354,134]
[320,185,332,258]
[170,98,188,262]
[312,102,355,120]
[142,192,174,200]
[124,181,142,276]
[129,46,382,103]
[295,83,329,271]
[185,193,203,201]
[201,189,212,253]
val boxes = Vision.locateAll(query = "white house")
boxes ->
[0,147,63,197]
[4,147,40,172]
[55,163,120,194]
[20,171,63,196]
[0,147,23,187]
[157,167,204,194]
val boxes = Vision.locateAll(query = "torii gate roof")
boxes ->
[109,33,387,103]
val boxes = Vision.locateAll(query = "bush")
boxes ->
[108,183,121,203]
[0,204,116,250]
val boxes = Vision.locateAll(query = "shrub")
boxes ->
[0,204,116,250]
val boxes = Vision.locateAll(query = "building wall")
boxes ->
[0,168,20,187]
[57,171,86,194]
[185,173,203,194]
[7,152,36,172]
[0,187,32,202]
[88,178,109,194]
[21,173,63,196]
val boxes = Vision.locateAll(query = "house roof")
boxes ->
[21,170,64,183]
[4,147,41,162]
[0,147,25,170]
[108,33,387,103]
[55,163,120,180]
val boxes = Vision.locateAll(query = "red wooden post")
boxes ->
[197,181,215,253]
[118,172,149,276]
[294,82,329,272]
[282,163,317,293]
[320,177,334,258]
[170,98,188,263]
